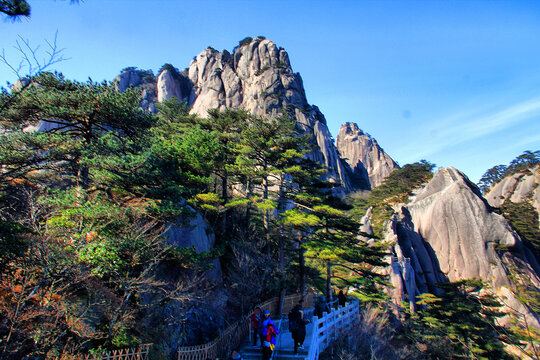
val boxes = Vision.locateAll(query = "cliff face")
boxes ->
[369,167,540,326]
[485,166,540,220]
[336,122,398,189]
[180,39,356,193]
[115,39,401,193]
[114,67,157,112]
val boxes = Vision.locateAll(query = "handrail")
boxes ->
[62,344,153,360]
[177,292,313,360]
[306,299,359,360]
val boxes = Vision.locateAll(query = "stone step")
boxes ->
[240,348,308,360]
[241,348,308,356]
[243,355,307,360]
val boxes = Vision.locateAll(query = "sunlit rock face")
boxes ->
[408,167,521,284]
[405,167,539,325]
[364,167,539,326]
[485,166,540,223]
[154,38,361,193]
[336,122,398,189]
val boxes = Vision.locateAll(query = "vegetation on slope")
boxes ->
[477,150,539,193]
[401,279,520,360]
[0,73,388,357]
[348,160,435,238]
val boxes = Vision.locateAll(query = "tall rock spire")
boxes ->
[156,38,361,193]
[336,122,398,188]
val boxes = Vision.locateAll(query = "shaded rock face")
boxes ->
[155,39,360,193]
[115,68,157,112]
[164,207,222,282]
[336,122,398,188]
[486,166,540,221]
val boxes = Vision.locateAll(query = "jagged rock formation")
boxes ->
[336,122,398,188]
[114,67,157,112]
[182,39,357,192]
[368,167,540,326]
[485,166,540,221]
[407,167,525,284]
[118,39,362,193]
[113,39,401,194]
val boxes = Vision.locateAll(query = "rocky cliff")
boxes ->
[117,39,383,193]
[114,67,157,112]
[485,166,540,220]
[369,167,540,326]
[176,38,358,193]
[336,122,398,189]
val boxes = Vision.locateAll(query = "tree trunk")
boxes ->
[221,174,228,235]
[262,161,270,255]
[326,259,332,303]
[299,240,305,295]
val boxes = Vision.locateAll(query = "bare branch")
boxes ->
[1,31,68,81]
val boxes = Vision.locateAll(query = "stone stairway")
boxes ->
[238,318,314,360]
[240,347,308,360]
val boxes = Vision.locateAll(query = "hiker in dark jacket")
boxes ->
[314,296,330,318]
[338,290,347,307]
[292,310,310,354]
[288,302,302,330]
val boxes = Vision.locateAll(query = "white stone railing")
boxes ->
[306,299,359,360]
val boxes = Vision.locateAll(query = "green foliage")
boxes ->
[0,0,30,18]
[0,71,222,356]
[478,150,540,193]
[349,160,435,237]
[368,160,435,205]
[0,220,29,270]
[254,65,270,76]
[477,165,507,193]
[280,154,389,302]
[402,279,519,359]
[238,37,253,46]
[157,63,183,81]
[501,200,540,263]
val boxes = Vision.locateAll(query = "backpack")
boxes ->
[288,310,298,332]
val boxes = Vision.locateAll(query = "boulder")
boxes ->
[405,167,539,325]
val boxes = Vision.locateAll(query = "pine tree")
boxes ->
[404,279,520,360]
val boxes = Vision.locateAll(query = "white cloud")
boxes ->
[394,96,540,161]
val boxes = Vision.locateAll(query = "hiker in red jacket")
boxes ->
[250,306,262,346]
[262,321,278,360]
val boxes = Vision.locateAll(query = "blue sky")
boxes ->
[1,0,540,183]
